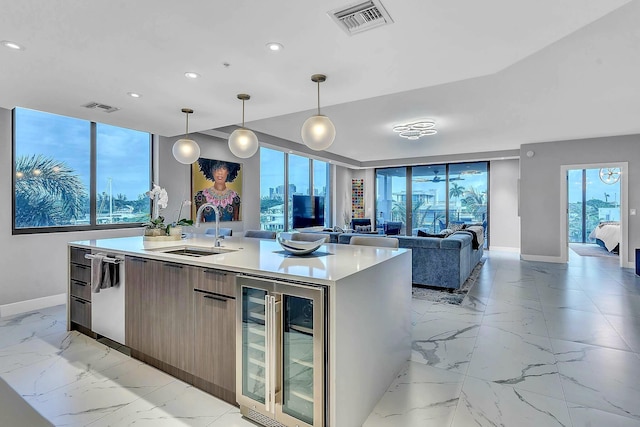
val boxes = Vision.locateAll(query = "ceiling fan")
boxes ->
[414,170,464,183]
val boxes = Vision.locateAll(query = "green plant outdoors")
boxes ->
[15,155,86,227]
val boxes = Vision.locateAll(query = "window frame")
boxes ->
[12,108,153,235]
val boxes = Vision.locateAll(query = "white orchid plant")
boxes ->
[145,184,169,231]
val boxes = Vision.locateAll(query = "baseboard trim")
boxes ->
[0,293,66,318]
[520,254,565,263]
[489,246,520,253]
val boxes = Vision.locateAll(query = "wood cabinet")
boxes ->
[125,256,195,373]
[193,267,236,403]
[69,247,92,331]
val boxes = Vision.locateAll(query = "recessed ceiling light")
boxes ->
[266,42,284,52]
[1,40,24,50]
[184,72,200,79]
[127,92,142,98]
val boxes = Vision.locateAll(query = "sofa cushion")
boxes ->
[355,224,372,233]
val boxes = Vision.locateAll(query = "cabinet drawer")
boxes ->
[70,279,91,301]
[70,296,91,329]
[70,247,91,266]
[196,269,235,297]
[70,263,91,283]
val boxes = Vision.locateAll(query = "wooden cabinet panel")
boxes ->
[70,263,91,284]
[70,279,91,301]
[70,296,91,329]
[153,261,195,373]
[125,257,194,373]
[195,268,235,297]
[70,247,91,266]
[193,290,236,397]
[125,256,152,354]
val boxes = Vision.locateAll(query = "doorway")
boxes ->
[560,162,628,267]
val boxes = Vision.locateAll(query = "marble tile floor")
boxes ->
[0,250,639,426]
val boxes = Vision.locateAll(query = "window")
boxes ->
[568,168,620,243]
[13,107,151,233]
[376,162,489,242]
[259,147,331,231]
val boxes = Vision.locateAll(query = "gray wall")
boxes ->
[156,133,261,235]
[520,134,639,265]
[489,159,520,250]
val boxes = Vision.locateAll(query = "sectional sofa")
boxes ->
[337,229,484,289]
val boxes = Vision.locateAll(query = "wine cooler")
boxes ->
[236,275,327,427]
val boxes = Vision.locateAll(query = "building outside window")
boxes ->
[13,107,151,233]
[259,147,330,231]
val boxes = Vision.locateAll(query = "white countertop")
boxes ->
[69,235,410,285]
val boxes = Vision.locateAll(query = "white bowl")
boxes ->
[277,236,325,255]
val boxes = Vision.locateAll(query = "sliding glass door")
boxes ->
[376,162,489,241]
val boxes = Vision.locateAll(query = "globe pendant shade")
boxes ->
[172,138,200,164]
[301,114,335,151]
[228,128,259,158]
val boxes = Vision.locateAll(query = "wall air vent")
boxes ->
[82,102,120,113]
[328,0,393,36]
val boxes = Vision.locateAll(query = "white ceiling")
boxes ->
[1,0,638,163]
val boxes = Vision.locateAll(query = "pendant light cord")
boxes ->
[185,112,190,138]
[317,80,321,115]
[242,99,246,127]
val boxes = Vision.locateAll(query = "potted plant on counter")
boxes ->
[166,200,193,237]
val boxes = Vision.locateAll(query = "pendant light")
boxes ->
[301,74,335,151]
[228,94,259,158]
[172,108,201,164]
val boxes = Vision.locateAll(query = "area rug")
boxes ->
[411,259,485,305]
[570,243,618,258]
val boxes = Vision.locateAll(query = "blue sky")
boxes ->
[15,108,150,200]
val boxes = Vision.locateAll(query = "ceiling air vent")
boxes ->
[82,102,120,113]
[329,0,393,36]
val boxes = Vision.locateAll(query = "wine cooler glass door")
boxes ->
[277,287,325,427]
[240,286,268,405]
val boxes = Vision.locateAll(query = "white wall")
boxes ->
[520,134,639,265]
[334,166,353,227]
[489,159,520,251]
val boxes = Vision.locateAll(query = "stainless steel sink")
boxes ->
[151,246,237,257]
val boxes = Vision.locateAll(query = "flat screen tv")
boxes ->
[292,195,325,229]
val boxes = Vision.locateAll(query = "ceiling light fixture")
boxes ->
[1,40,24,50]
[266,42,284,52]
[184,72,200,79]
[172,108,201,164]
[301,74,336,151]
[392,120,437,140]
[228,94,259,158]
[127,92,141,98]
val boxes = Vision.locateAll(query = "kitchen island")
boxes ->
[68,235,412,427]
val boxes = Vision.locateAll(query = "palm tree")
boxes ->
[461,186,486,220]
[14,155,86,227]
[449,183,465,220]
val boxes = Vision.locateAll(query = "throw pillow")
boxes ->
[355,225,372,233]
[449,223,466,232]
[417,230,446,238]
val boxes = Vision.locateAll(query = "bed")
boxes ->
[589,221,620,253]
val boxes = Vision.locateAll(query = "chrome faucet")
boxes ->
[195,203,222,247]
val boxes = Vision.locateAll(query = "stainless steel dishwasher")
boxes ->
[86,252,126,344]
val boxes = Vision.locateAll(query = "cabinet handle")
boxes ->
[203,294,227,302]
[164,263,183,269]
[73,281,87,287]
[203,269,226,276]
[75,299,86,305]
[75,265,89,270]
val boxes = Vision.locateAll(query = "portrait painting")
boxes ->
[192,158,243,222]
